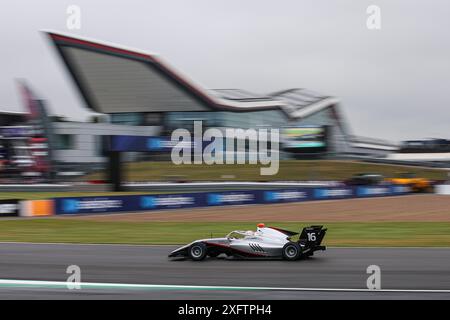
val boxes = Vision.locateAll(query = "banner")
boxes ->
[263,189,312,203]
[206,191,258,206]
[54,184,411,215]
[0,199,19,217]
[56,193,204,215]
[139,193,202,210]
[111,136,173,152]
[313,187,353,200]
[20,200,54,217]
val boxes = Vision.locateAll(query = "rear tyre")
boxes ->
[188,243,207,261]
[282,242,301,261]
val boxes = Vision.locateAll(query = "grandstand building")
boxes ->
[3,31,405,170]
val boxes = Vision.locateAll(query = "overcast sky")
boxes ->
[0,0,449,141]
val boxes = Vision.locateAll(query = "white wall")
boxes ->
[436,184,450,195]
[52,122,161,163]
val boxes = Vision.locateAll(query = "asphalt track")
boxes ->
[0,243,449,299]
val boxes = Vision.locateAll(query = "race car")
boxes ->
[168,223,327,261]
[387,172,431,193]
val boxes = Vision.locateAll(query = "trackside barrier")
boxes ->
[0,199,20,217]
[53,184,411,215]
[436,184,450,195]
[19,200,55,217]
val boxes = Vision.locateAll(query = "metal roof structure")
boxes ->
[209,89,275,102]
[45,31,339,119]
[270,88,340,120]
[0,109,26,115]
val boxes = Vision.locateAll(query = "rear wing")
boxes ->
[299,225,327,248]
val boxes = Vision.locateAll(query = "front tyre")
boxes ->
[282,242,301,261]
[188,243,207,261]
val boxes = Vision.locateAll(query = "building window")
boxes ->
[96,135,109,157]
[143,113,163,126]
[110,113,144,126]
[55,134,74,150]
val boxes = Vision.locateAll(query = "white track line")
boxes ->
[0,279,449,293]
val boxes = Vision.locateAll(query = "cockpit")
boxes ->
[225,223,289,243]
[226,230,255,240]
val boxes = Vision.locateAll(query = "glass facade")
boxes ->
[110,108,334,131]
[96,105,344,161]
[111,112,163,126]
[54,134,74,150]
[108,108,338,157]
[110,113,143,126]
[290,108,333,127]
[165,110,289,131]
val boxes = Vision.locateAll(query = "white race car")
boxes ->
[169,223,327,261]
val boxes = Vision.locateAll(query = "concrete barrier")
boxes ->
[436,184,450,195]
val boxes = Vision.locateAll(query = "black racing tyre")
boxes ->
[282,242,301,261]
[188,242,207,261]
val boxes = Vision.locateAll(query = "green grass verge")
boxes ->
[1,219,449,247]
[0,191,169,201]
[84,160,447,182]
[0,160,445,200]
